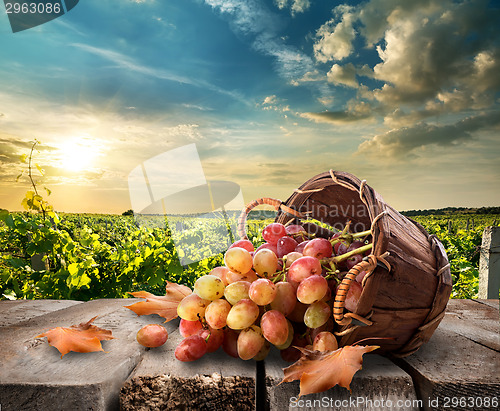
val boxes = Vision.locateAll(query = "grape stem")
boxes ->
[324,243,373,264]
[329,229,371,247]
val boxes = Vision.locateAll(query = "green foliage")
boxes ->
[411,214,499,299]
[1,201,496,301]
[0,211,250,300]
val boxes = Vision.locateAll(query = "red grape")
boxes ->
[303,238,333,259]
[198,326,224,353]
[288,256,322,283]
[270,281,296,315]
[226,269,258,284]
[260,310,289,346]
[224,247,253,274]
[229,239,255,252]
[205,299,231,329]
[313,331,338,351]
[179,319,203,338]
[296,275,328,304]
[286,224,308,242]
[277,236,298,258]
[249,278,277,306]
[346,254,363,270]
[222,328,240,358]
[175,335,207,362]
[255,242,278,256]
[344,281,362,312]
[237,325,265,360]
[295,240,309,254]
[253,249,279,277]
[284,251,303,268]
[136,324,168,348]
[262,223,287,245]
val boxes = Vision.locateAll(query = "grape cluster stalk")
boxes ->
[174,222,372,362]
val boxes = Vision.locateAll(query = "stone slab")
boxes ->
[265,349,419,411]
[120,321,256,411]
[0,298,168,411]
[392,299,500,411]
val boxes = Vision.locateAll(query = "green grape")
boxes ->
[224,247,253,274]
[253,248,279,277]
[303,301,331,328]
[194,274,225,301]
[226,299,259,330]
[224,280,251,305]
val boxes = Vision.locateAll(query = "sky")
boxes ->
[0,0,499,214]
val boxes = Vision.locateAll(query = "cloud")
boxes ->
[354,0,499,107]
[301,110,370,124]
[357,111,500,157]
[259,95,290,112]
[263,95,278,105]
[301,99,374,124]
[274,0,310,16]
[326,63,357,87]
[204,0,324,94]
[309,0,500,133]
[313,5,356,62]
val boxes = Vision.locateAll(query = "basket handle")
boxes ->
[333,252,390,326]
[237,197,305,239]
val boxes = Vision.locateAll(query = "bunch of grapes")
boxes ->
[174,222,372,362]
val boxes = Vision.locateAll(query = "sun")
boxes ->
[61,139,97,172]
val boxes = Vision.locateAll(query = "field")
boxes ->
[0,210,498,300]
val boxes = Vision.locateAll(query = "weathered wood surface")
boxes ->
[0,299,498,411]
[120,319,256,411]
[479,226,500,299]
[265,351,419,411]
[0,299,155,411]
[391,299,500,411]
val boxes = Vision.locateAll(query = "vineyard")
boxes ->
[0,208,497,301]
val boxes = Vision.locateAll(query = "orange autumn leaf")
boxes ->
[35,316,114,358]
[125,281,192,322]
[281,345,379,396]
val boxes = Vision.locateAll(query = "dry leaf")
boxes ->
[125,281,191,322]
[36,316,114,358]
[281,345,379,396]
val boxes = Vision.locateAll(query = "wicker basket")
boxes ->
[238,170,452,357]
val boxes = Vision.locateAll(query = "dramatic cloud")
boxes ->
[357,111,500,157]
[326,63,357,88]
[313,5,356,62]
[313,0,500,108]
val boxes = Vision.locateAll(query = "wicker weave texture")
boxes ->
[273,170,453,356]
